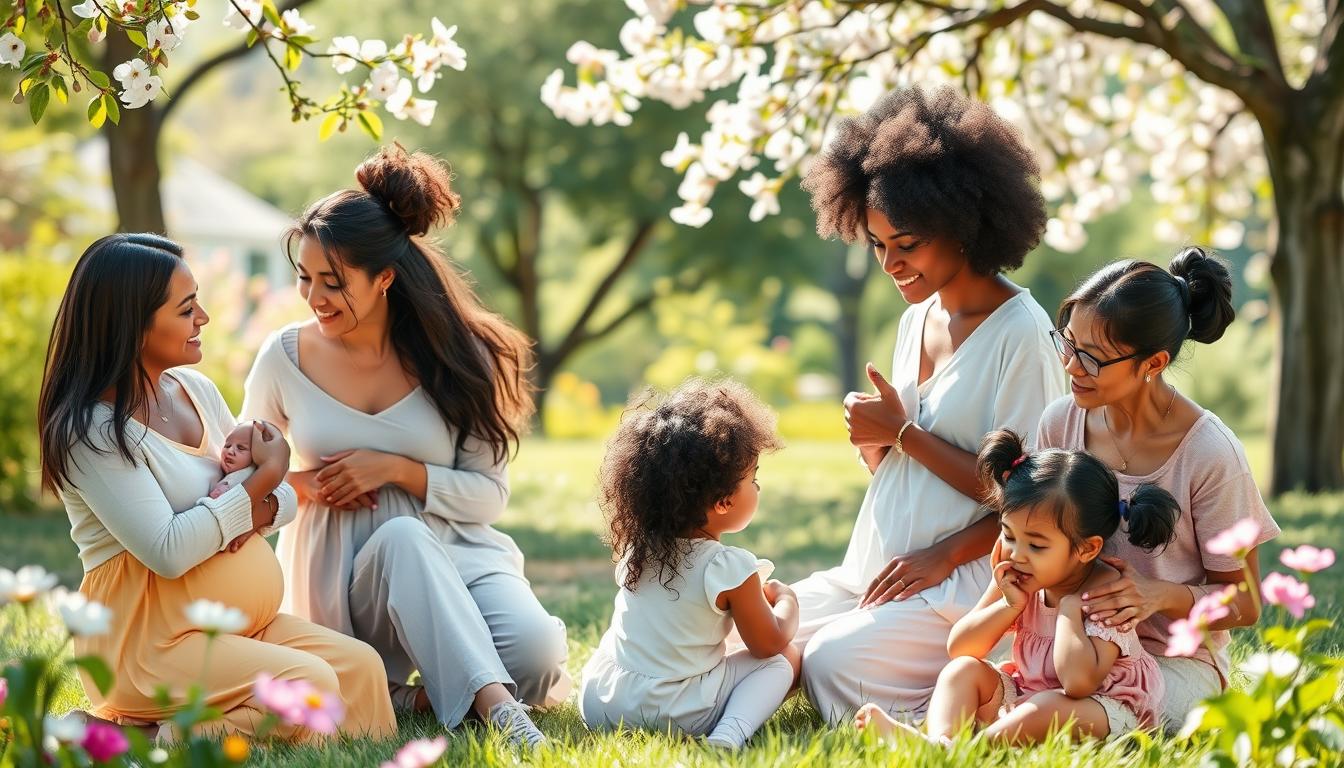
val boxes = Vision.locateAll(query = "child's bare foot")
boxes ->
[854,705,948,746]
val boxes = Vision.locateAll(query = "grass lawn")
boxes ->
[3,438,1342,766]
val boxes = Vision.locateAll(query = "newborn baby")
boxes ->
[209,423,256,499]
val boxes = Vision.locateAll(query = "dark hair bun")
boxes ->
[1169,246,1235,344]
[355,143,461,237]
[1124,483,1181,551]
[977,428,1028,490]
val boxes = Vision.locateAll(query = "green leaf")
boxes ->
[1295,669,1341,713]
[284,44,302,71]
[318,112,341,141]
[185,9,200,21]
[27,82,50,124]
[262,1,283,29]
[51,75,67,104]
[246,29,259,48]
[87,93,107,128]
[104,92,120,125]
[20,51,48,75]
[126,29,148,49]
[357,110,383,140]
[288,35,315,46]
[71,654,114,696]
[87,69,110,89]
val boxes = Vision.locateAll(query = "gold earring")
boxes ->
[382,286,388,297]
[1145,374,1152,383]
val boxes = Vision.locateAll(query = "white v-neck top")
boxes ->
[59,368,298,578]
[822,288,1065,618]
[241,324,525,634]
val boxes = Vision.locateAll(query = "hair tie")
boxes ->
[1001,453,1029,482]
[1119,499,1131,522]
[1173,275,1191,308]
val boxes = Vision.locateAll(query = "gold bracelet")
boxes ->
[894,420,914,455]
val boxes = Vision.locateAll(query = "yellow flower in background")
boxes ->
[222,734,249,763]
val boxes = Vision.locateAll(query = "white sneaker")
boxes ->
[487,700,547,749]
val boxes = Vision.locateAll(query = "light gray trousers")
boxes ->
[348,516,570,728]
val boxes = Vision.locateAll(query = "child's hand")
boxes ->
[226,531,254,553]
[993,560,1035,611]
[762,579,796,606]
[208,481,229,499]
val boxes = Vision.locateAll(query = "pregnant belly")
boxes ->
[177,535,285,635]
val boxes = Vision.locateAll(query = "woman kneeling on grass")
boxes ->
[857,429,1179,744]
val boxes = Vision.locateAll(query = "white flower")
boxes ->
[146,18,183,53]
[670,202,713,228]
[540,69,564,110]
[148,748,169,764]
[386,78,436,126]
[281,9,315,36]
[328,36,360,74]
[71,0,99,19]
[738,172,779,221]
[54,589,113,637]
[1240,650,1301,683]
[0,565,59,604]
[223,0,263,32]
[184,599,247,634]
[0,32,25,67]
[410,40,441,92]
[120,74,163,109]
[44,713,87,743]
[360,39,388,62]
[367,62,401,101]
[660,132,698,171]
[112,57,150,88]
[429,18,466,71]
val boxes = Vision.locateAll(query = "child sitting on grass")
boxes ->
[579,379,799,750]
[857,428,1179,745]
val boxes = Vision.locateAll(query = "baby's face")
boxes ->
[221,426,254,473]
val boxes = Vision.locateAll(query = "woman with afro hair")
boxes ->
[789,85,1065,724]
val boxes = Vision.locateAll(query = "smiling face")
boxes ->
[999,502,1101,592]
[220,424,253,473]
[863,208,969,305]
[1057,304,1168,409]
[294,235,393,338]
[141,261,207,370]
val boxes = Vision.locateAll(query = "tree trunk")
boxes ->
[104,34,166,233]
[531,351,557,437]
[1263,93,1344,493]
[830,241,871,394]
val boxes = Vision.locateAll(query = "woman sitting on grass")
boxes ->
[857,429,1179,744]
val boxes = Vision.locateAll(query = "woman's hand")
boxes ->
[292,467,379,511]
[248,420,290,469]
[1080,556,1165,631]
[844,363,908,448]
[860,541,957,608]
[993,560,1036,612]
[315,449,405,508]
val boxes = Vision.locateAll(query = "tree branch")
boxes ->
[1209,0,1287,87]
[582,270,712,350]
[549,219,659,364]
[162,0,318,120]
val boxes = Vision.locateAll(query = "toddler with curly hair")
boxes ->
[578,378,799,749]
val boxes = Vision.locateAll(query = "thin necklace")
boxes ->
[1103,386,1178,473]
[155,379,175,424]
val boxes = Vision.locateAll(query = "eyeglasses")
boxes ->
[1049,329,1142,377]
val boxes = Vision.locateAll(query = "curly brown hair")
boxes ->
[599,379,782,592]
[801,85,1047,275]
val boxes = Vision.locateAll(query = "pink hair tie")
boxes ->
[1001,453,1029,482]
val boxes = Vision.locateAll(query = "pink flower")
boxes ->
[1205,519,1261,558]
[380,736,449,768]
[253,674,345,735]
[1165,617,1204,657]
[81,722,130,763]
[1189,587,1234,626]
[1262,572,1316,619]
[1280,545,1336,574]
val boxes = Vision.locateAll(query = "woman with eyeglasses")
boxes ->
[1035,246,1280,732]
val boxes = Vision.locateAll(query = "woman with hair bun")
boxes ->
[1036,246,1281,731]
[241,144,566,748]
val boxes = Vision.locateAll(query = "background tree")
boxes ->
[546,0,1343,493]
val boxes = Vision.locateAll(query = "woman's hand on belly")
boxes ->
[315,449,410,508]
[290,466,378,511]
[859,541,957,608]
